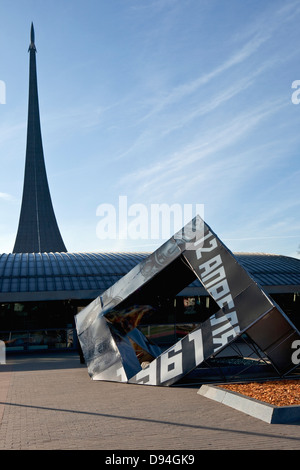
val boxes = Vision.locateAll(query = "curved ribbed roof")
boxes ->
[0,251,299,302]
[0,252,147,301]
[235,253,300,288]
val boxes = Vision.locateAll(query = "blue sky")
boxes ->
[0,0,299,258]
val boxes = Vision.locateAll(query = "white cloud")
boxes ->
[137,33,269,125]
[0,192,13,201]
[119,99,285,200]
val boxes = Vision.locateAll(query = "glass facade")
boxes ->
[0,292,299,351]
[2,328,75,352]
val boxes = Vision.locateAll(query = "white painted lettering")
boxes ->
[203,266,226,288]
[198,254,222,278]
[160,341,183,383]
[134,360,157,385]
[213,327,237,350]
[209,278,230,301]
[195,233,217,259]
[189,328,204,365]
[218,293,235,310]
[192,231,241,345]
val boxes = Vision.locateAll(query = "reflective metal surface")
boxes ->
[76,216,300,385]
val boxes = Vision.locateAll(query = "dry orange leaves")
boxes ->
[219,380,300,407]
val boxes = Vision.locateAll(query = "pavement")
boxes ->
[0,351,300,451]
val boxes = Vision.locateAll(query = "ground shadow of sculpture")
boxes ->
[75,215,300,386]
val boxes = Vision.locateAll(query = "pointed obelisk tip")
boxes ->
[30,23,35,43]
[29,22,36,51]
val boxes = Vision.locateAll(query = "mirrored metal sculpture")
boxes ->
[75,215,300,386]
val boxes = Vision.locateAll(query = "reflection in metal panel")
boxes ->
[75,216,300,386]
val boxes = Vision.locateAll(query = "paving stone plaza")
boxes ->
[0,352,300,451]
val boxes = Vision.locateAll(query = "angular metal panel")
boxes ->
[79,313,126,382]
[129,308,237,386]
[246,307,300,374]
[76,215,300,385]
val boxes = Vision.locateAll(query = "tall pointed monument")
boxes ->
[13,23,67,253]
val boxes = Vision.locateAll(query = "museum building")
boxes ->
[0,25,299,352]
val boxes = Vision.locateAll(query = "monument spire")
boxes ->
[13,23,67,253]
[29,22,36,51]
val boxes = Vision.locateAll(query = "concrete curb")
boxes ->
[198,384,300,424]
